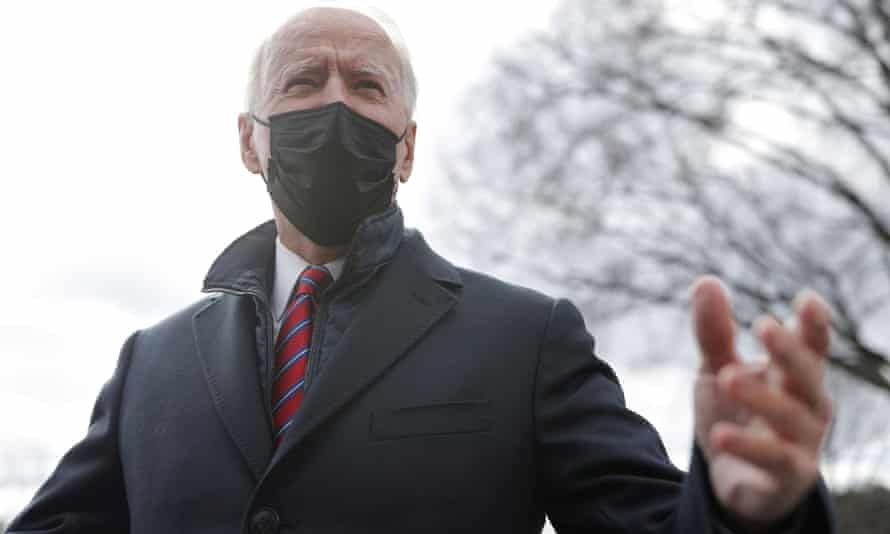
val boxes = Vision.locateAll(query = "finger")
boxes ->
[792,290,831,356]
[691,276,741,374]
[718,365,825,447]
[755,316,830,418]
[710,421,801,477]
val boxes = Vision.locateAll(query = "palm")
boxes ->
[690,276,831,526]
[695,372,792,520]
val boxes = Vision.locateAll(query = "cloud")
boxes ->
[41,259,200,321]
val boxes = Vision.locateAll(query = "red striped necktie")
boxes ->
[271,265,333,446]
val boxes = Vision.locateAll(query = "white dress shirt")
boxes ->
[271,236,345,339]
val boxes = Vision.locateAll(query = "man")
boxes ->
[9,5,836,533]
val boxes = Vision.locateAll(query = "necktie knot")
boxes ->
[295,265,333,300]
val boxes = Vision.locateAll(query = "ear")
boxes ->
[395,121,417,183]
[238,113,262,174]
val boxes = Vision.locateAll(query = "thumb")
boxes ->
[691,275,740,374]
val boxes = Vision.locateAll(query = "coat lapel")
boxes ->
[193,295,273,481]
[271,237,462,464]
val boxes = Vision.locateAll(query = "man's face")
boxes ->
[239,7,416,188]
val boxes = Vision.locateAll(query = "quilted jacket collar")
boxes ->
[201,203,405,301]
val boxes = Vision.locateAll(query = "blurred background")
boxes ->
[1,0,888,532]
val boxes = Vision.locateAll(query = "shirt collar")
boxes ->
[272,236,345,322]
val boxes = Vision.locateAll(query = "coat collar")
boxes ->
[201,203,407,301]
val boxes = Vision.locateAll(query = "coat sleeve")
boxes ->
[7,332,139,534]
[534,298,836,534]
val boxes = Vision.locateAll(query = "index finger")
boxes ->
[691,276,741,374]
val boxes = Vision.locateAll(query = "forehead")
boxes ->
[265,8,400,73]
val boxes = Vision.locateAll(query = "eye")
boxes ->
[356,79,385,95]
[285,77,318,91]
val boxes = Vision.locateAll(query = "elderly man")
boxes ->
[9,5,835,534]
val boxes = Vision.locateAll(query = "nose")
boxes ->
[319,71,352,108]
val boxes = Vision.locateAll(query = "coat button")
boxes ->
[250,507,280,534]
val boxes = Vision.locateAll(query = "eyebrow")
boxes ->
[351,62,389,79]
[265,46,400,95]
[274,56,324,78]
[266,57,324,96]
[348,61,399,94]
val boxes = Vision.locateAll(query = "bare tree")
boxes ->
[821,368,890,488]
[443,0,890,392]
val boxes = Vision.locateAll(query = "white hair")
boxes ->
[245,2,418,118]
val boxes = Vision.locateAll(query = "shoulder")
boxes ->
[132,294,219,350]
[457,264,555,309]
[400,228,557,318]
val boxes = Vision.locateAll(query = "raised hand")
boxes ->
[691,276,833,530]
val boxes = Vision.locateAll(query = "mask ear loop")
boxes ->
[249,114,273,185]
[390,125,411,206]
[250,113,272,129]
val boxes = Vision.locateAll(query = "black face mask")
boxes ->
[252,101,407,246]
